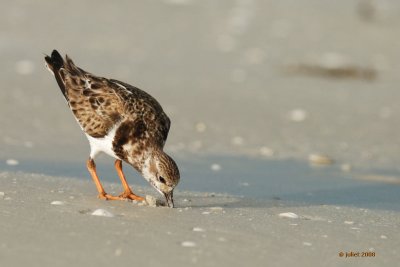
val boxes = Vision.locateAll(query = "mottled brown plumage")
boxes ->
[45,50,179,207]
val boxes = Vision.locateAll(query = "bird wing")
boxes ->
[109,79,171,147]
[58,57,125,138]
[47,51,171,143]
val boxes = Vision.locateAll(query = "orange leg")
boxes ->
[86,158,120,200]
[114,159,144,201]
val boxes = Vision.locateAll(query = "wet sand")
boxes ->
[1,172,399,267]
[2,156,400,212]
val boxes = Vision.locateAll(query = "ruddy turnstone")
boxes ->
[45,50,180,207]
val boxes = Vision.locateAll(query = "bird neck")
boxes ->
[134,148,161,181]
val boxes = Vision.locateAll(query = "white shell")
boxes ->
[50,201,65,205]
[278,212,299,219]
[181,241,196,247]
[6,159,19,166]
[91,209,115,218]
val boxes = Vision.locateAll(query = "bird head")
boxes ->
[142,150,180,208]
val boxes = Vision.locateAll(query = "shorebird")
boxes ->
[45,50,180,207]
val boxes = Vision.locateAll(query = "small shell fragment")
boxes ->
[192,227,205,232]
[50,201,65,205]
[211,164,221,171]
[91,209,115,217]
[279,212,299,219]
[181,241,197,247]
[6,159,19,166]
[289,109,307,122]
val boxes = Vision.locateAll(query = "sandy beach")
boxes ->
[0,0,400,266]
[1,172,399,267]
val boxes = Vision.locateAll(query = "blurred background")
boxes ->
[0,0,399,171]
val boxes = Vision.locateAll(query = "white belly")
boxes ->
[85,124,120,160]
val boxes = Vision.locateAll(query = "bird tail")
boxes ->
[45,50,67,98]
[45,50,64,72]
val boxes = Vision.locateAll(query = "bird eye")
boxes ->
[159,176,166,184]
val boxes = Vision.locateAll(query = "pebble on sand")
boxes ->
[181,241,197,247]
[6,159,19,166]
[145,195,158,207]
[91,209,115,218]
[279,212,299,219]
[192,227,205,232]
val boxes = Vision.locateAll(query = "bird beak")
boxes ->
[164,191,174,208]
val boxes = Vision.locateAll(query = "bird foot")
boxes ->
[119,191,145,201]
[97,193,121,201]
[97,191,144,202]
